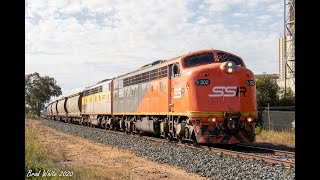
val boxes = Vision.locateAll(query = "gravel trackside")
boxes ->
[40,119,295,180]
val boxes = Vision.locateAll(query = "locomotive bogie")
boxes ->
[135,117,160,134]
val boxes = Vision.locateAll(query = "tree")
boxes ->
[278,91,295,106]
[256,76,280,107]
[25,72,62,116]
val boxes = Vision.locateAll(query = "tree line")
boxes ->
[25,72,62,116]
[256,76,295,107]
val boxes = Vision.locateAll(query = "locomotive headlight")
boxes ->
[247,117,253,122]
[225,61,236,74]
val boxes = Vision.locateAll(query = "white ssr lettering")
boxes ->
[173,88,182,98]
[208,86,237,97]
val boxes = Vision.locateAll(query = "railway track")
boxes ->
[42,118,295,169]
[95,126,296,168]
[236,144,295,158]
[133,135,295,168]
[190,145,295,169]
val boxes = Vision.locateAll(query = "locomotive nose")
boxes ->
[219,61,236,73]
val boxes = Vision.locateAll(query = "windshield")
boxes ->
[184,52,214,68]
[216,52,242,66]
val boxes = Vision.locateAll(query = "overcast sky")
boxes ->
[25,0,284,97]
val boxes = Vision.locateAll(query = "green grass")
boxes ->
[25,123,129,180]
[25,125,103,179]
[25,125,63,179]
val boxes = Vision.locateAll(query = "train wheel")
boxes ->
[185,128,190,140]
[192,140,198,146]
[178,136,185,144]
[111,123,118,131]
[166,133,173,142]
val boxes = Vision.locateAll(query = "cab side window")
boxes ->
[171,63,180,78]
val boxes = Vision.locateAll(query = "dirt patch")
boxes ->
[26,119,207,180]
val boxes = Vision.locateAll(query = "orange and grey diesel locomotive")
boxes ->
[46,49,257,144]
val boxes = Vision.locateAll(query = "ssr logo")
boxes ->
[208,86,246,97]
